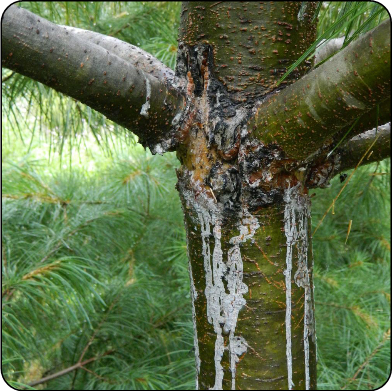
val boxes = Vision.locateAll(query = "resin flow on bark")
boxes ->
[175,32,317,389]
[175,43,265,388]
[4,3,389,390]
[179,173,264,390]
[283,186,315,390]
[175,42,306,217]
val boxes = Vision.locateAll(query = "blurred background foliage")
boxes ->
[2,1,390,390]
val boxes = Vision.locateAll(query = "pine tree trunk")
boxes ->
[3,3,389,390]
[175,2,318,389]
[178,183,317,390]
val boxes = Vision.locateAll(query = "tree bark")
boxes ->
[1,5,185,153]
[329,124,391,176]
[1,2,391,390]
[179,182,316,390]
[334,98,390,141]
[251,19,390,160]
[306,123,390,189]
[57,25,179,85]
[175,2,320,389]
[336,124,390,171]
[177,2,317,100]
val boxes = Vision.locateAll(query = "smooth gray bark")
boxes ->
[306,123,391,188]
[60,26,181,87]
[335,123,391,173]
[1,5,185,153]
[314,37,345,65]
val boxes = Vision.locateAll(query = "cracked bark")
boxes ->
[2,2,391,390]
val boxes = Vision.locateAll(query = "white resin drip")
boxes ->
[189,262,200,388]
[284,186,314,391]
[140,77,151,118]
[284,190,296,391]
[312,256,318,362]
[196,207,224,389]
[295,202,311,391]
[227,213,259,390]
[194,193,258,390]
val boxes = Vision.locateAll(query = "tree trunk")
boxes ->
[175,2,318,389]
[179,182,316,390]
[2,2,390,390]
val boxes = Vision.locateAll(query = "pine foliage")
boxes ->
[2,132,194,390]
[2,2,390,390]
[2,128,390,391]
[312,159,390,390]
[1,2,181,155]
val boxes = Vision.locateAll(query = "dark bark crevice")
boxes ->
[175,42,297,220]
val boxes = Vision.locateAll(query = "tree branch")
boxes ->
[342,329,391,389]
[1,71,15,83]
[337,98,391,140]
[335,123,390,174]
[77,293,121,364]
[27,349,114,388]
[314,37,345,65]
[306,123,390,188]
[1,5,185,154]
[24,300,185,388]
[251,19,390,160]
[60,26,181,88]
